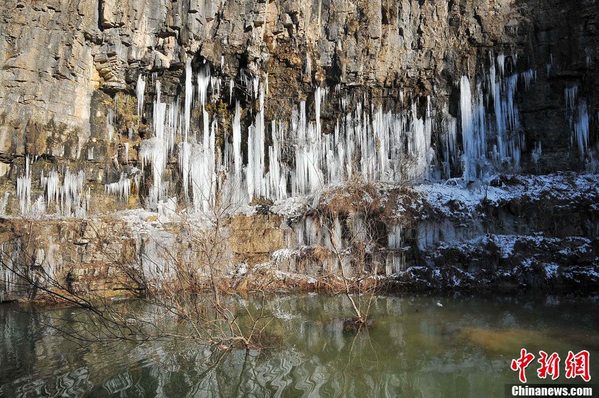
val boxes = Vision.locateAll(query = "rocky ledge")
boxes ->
[2,172,598,303]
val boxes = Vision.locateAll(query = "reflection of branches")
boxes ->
[232,349,250,397]
[326,222,364,323]
[315,178,382,326]
[0,222,152,343]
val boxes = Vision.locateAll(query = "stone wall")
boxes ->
[0,0,597,178]
[0,212,288,302]
[4,171,598,302]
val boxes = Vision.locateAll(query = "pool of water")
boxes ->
[1,294,598,397]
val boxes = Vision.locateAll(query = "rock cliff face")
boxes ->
[0,0,598,300]
[1,0,597,167]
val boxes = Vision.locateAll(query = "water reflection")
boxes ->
[1,295,598,397]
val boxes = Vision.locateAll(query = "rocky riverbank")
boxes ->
[2,172,597,303]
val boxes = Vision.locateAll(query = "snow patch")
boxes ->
[544,263,560,279]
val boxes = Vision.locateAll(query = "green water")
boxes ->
[1,294,598,397]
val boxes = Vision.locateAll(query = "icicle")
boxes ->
[531,142,542,165]
[493,72,522,168]
[43,170,61,211]
[520,69,536,90]
[127,51,543,210]
[293,96,324,196]
[497,53,505,76]
[105,174,131,201]
[252,78,259,99]
[179,60,195,199]
[190,142,215,213]
[139,80,175,207]
[232,101,242,179]
[268,121,287,200]
[210,76,221,100]
[265,74,269,96]
[573,101,590,160]
[107,108,115,141]
[565,86,578,112]
[443,110,458,178]
[184,59,193,140]
[388,225,402,249]
[62,169,86,217]
[180,142,191,200]
[297,216,321,246]
[564,84,589,160]
[136,74,146,116]
[332,216,342,249]
[315,87,323,135]
[460,76,480,180]
[305,55,312,79]
[16,156,31,216]
[546,53,555,77]
[197,64,210,107]
[385,224,405,274]
[0,192,9,216]
[30,196,46,218]
[181,91,218,213]
[1,243,16,300]
[40,168,87,217]
[247,83,266,199]
[410,98,433,180]
[124,143,129,164]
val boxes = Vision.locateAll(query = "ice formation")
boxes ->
[386,225,405,275]
[136,74,146,116]
[573,101,590,160]
[565,85,591,161]
[459,75,481,181]
[105,174,133,201]
[131,53,539,213]
[41,169,88,217]
[16,53,595,219]
[387,225,403,250]
[107,108,115,142]
[16,156,32,215]
[460,54,530,180]
[139,80,178,208]
[0,192,9,215]
[14,156,89,218]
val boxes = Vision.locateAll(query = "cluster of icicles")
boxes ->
[15,156,89,218]
[12,53,593,218]
[565,85,592,163]
[132,54,542,213]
